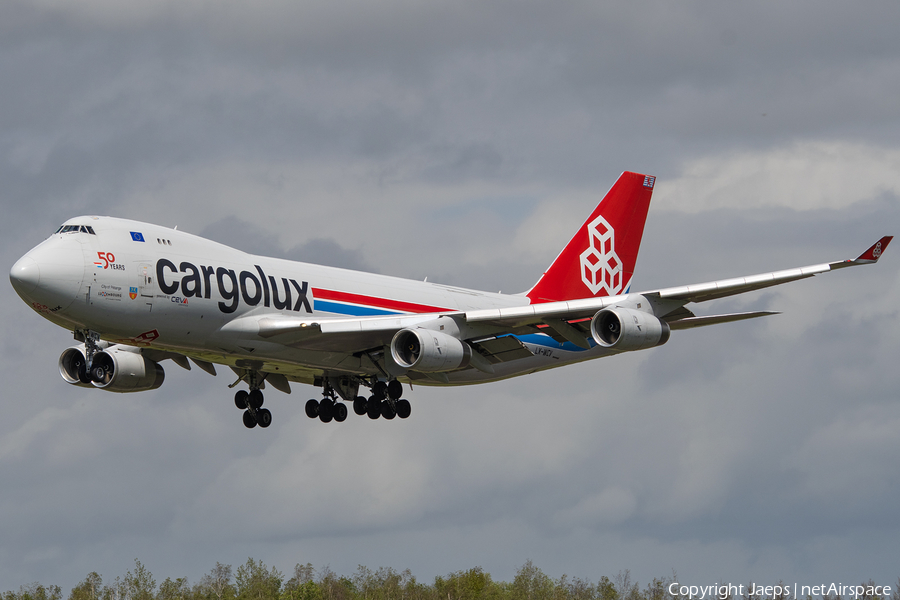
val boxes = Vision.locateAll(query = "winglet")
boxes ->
[829,236,893,271]
[855,236,892,263]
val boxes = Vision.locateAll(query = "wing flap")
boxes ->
[666,311,779,330]
[472,336,534,364]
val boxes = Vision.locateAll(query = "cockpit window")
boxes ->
[55,225,96,235]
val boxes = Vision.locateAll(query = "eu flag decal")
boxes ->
[130,232,145,242]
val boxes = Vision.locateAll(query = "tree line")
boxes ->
[2,559,897,600]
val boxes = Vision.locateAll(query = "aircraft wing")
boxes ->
[212,236,892,358]
[220,312,462,351]
[460,236,894,339]
[647,235,894,304]
[425,235,887,349]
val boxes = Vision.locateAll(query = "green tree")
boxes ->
[158,578,191,600]
[611,572,639,600]
[643,578,673,600]
[510,562,554,600]
[398,570,430,600]
[234,558,283,600]
[282,564,321,600]
[351,567,374,600]
[435,567,500,600]
[370,568,403,600]
[100,576,122,600]
[317,566,352,600]
[197,563,235,600]
[69,573,103,600]
[123,560,156,600]
[558,576,596,600]
[596,577,617,600]
[4,584,62,600]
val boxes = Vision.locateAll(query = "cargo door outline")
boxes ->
[138,263,155,311]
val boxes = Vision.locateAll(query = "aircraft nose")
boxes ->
[10,255,40,297]
[9,238,86,311]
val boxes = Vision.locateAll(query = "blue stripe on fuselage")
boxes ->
[313,299,403,317]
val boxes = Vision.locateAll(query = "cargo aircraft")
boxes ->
[9,172,892,429]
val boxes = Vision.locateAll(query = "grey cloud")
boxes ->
[2,0,900,592]
[5,0,900,205]
[200,216,375,271]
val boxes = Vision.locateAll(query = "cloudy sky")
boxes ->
[2,0,899,592]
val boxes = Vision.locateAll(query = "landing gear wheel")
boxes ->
[387,380,402,400]
[353,396,367,416]
[319,398,334,423]
[256,408,272,428]
[248,389,264,409]
[305,399,319,418]
[396,399,411,419]
[367,396,381,420]
[235,390,249,409]
[334,403,348,422]
[242,410,257,428]
[381,401,396,420]
[373,381,387,401]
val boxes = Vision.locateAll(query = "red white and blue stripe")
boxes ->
[311,288,450,317]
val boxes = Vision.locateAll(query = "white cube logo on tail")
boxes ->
[579,215,623,296]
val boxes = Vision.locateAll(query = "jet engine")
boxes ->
[58,345,165,392]
[390,328,473,372]
[590,307,670,351]
[58,345,93,387]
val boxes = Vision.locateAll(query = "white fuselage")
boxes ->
[12,216,613,388]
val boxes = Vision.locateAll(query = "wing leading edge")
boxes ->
[464,236,893,332]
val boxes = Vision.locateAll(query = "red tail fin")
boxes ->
[526,171,655,303]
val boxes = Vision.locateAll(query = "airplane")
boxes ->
[8,171,893,429]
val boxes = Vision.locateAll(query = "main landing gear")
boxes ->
[304,381,349,423]
[233,372,272,429]
[305,379,411,423]
[232,372,412,427]
[359,379,411,421]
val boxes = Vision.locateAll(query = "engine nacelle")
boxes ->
[590,307,670,351]
[58,345,93,387]
[59,345,165,392]
[390,328,472,372]
[90,347,165,392]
